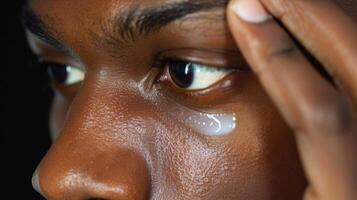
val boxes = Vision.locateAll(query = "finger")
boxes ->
[227,0,357,199]
[258,0,357,102]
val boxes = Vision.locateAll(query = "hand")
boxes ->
[227,0,357,199]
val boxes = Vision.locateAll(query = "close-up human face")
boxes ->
[24,0,357,199]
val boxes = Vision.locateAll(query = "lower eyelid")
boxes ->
[155,72,243,107]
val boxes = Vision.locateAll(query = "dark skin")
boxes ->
[25,0,357,199]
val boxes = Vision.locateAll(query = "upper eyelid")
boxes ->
[156,49,249,70]
[162,59,240,72]
[39,61,86,74]
[23,15,64,50]
[27,32,83,67]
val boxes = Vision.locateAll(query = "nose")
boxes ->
[38,148,150,200]
[34,85,151,200]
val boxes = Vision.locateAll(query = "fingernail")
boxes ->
[230,0,270,23]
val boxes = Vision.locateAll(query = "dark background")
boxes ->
[1,1,51,199]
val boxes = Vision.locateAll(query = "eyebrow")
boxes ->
[23,0,228,50]
[111,0,229,42]
[22,7,67,52]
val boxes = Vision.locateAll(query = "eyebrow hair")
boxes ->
[23,0,229,51]
[22,7,67,52]
[103,0,229,43]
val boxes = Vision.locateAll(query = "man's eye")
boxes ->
[42,62,85,86]
[167,60,237,90]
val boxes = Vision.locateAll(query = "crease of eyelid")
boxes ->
[156,48,251,72]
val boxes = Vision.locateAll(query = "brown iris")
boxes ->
[42,62,69,84]
[168,60,194,89]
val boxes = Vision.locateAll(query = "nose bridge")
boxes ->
[37,82,151,200]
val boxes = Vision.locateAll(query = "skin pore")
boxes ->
[25,0,357,199]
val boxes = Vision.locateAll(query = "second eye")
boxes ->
[42,62,85,86]
[166,60,237,91]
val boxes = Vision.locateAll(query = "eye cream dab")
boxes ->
[161,98,237,136]
[168,105,237,136]
[185,111,237,136]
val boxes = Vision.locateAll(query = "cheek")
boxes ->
[152,84,306,199]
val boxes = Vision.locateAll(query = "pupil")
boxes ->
[45,63,69,84]
[168,61,194,88]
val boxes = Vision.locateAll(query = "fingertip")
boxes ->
[228,0,271,24]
